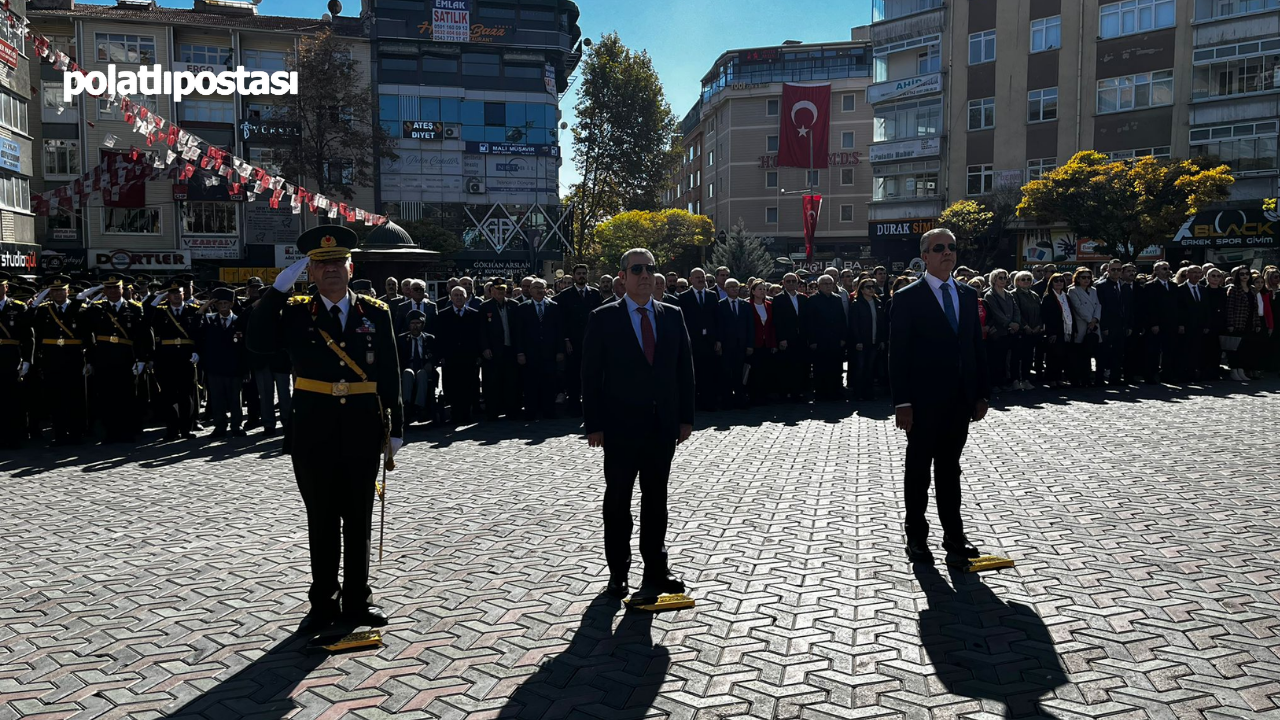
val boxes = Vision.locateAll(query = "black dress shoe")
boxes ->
[606,576,629,598]
[209,428,227,439]
[905,537,934,565]
[644,570,686,596]
[942,534,982,559]
[231,428,247,437]
[341,604,389,627]
[298,606,340,635]
[181,432,198,440]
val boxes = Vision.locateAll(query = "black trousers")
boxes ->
[292,446,378,610]
[1097,330,1123,381]
[812,345,843,399]
[442,357,479,422]
[851,346,879,400]
[691,340,718,410]
[94,361,137,440]
[0,363,22,447]
[775,343,809,399]
[156,357,196,433]
[564,344,584,408]
[522,358,558,418]
[482,347,520,418]
[42,357,86,441]
[903,398,970,541]
[720,350,747,408]
[206,373,243,429]
[602,419,676,580]
[1145,329,1174,381]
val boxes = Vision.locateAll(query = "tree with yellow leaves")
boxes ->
[1017,151,1234,263]
[591,209,714,272]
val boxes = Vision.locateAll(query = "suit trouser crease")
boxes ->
[602,431,675,579]
[292,449,378,608]
[903,402,970,541]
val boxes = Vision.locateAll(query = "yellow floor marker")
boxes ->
[310,630,384,652]
[625,593,696,612]
[948,555,1015,573]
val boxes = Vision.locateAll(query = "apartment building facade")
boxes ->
[0,0,36,271]
[26,0,373,278]
[869,0,1279,270]
[669,35,876,274]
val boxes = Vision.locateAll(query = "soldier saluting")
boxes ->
[0,272,34,449]
[81,273,151,443]
[31,275,90,445]
[248,225,404,634]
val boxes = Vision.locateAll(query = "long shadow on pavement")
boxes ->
[914,564,1067,718]
[497,592,669,719]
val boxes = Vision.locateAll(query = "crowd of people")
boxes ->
[0,254,1277,450]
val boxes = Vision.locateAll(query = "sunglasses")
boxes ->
[628,264,657,276]
[930,243,958,253]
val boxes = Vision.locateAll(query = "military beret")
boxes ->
[211,287,235,302]
[298,224,359,261]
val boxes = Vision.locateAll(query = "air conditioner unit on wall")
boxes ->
[467,179,485,194]
[443,125,460,138]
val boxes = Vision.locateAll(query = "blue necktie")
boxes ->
[940,283,959,334]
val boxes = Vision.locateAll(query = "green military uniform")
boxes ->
[0,272,34,449]
[82,273,152,442]
[31,275,89,445]
[246,225,403,631]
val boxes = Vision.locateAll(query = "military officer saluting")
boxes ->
[248,225,404,634]
[150,276,202,440]
[0,272,34,449]
[31,275,90,445]
[82,273,152,443]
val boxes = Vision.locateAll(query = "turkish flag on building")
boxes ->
[802,194,822,261]
[778,83,831,169]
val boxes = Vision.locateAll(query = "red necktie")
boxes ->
[637,306,655,365]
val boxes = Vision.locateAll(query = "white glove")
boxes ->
[83,364,93,377]
[151,293,167,306]
[76,284,104,300]
[133,361,145,376]
[389,437,404,458]
[191,353,200,365]
[273,257,310,293]
[19,361,29,377]
[34,289,50,305]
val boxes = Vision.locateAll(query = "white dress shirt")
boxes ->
[623,295,656,351]
[923,273,960,319]
[320,292,352,328]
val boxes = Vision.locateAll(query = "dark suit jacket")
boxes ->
[1141,279,1179,330]
[513,299,565,366]
[435,304,482,364]
[393,298,436,335]
[557,284,602,344]
[772,292,806,346]
[197,313,248,376]
[888,277,989,410]
[715,298,753,357]
[1041,291,1071,342]
[477,299,519,353]
[1176,282,1211,332]
[581,298,694,441]
[1094,278,1132,333]
[849,296,885,347]
[677,287,719,348]
[397,331,435,371]
[804,292,846,349]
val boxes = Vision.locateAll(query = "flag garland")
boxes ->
[4,8,389,227]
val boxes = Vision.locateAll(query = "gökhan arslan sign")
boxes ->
[1168,208,1278,248]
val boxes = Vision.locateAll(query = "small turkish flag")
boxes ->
[778,83,831,169]
[802,194,822,262]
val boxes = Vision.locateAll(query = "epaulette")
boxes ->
[37,300,52,308]
[129,300,143,307]
[358,294,387,310]
[8,299,25,308]
[288,295,311,306]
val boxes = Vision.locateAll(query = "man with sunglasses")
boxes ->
[889,228,989,567]
[678,267,720,411]
[1095,259,1133,385]
[772,272,809,401]
[582,248,695,605]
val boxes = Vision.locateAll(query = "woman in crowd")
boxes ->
[1012,271,1042,390]
[1203,267,1228,380]
[1068,267,1102,387]
[848,278,885,401]
[1041,273,1072,387]
[1262,267,1280,374]
[747,278,777,404]
[983,268,1021,392]
[1225,265,1259,382]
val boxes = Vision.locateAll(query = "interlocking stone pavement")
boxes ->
[2,380,1279,720]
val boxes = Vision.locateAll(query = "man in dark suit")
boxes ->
[1141,261,1179,383]
[582,248,695,605]
[772,272,808,401]
[435,285,483,424]
[1175,264,1211,382]
[804,275,847,401]
[1029,262,1057,375]
[1094,260,1133,385]
[514,279,564,419]
[677,267,719,411]
[715,279,753,409]
[198,287,248,438]
[889,228,989,566]
[393,280,434,335]
[397,309,436,424]
[557,263,601,416]
[478,282,520,420]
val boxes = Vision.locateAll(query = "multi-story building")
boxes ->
[368,0,581,280]
[868,0,1279,270]
[0,0,36,272]
[27,0,372,279]
[670,32,875,274]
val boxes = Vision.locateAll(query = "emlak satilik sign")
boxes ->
[64,64,296,103]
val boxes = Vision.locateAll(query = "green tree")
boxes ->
[711,221,775,281]
[938,198,994,257]
[266,28,396,201]
[1018,151,1234,263]
[398,219,464,254]
[568,32,679,258]
[589,208,712,272]
[662,209,715,266]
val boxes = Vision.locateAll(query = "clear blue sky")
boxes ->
[161,0,873,193]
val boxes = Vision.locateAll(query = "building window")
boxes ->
[708,149,715,166]
[324,160,355,186]
[695,169,701,186]
[42,82,73,115]
[1105,146,1171,159]
[872,163,940,200]
[1027,157,1057,181]
[840,204,854,222]
[0,175,30,214]
[967,164,994,196]
[842,94,857,112]
[841,168,855,185]
[245,103,282,121]
[462,53,500,76]
[873,98,942,142]
[182,202,237,235]
[766,135,779,152]
[766,98,780,116]
[766,206,778,224]
[178,98,234,124]
[967,97,995,130]
[695,200,701,214]
[0,91,28,135]
[1100,0,1175,39]
[968,30,996,65]
[707,182,714,198]
[178,44,232,65]
[1190,120,1279,173]
[1195,0,1280,21]
[1031,16,1062,52]
[95,33,156,64]
[48,34,77,61]
[918,44,941,74]
[98,94,160,121]
[248,147,283,176]
[807,170,820,187]
[242,49,290,72]
[1191,47,1280,101]
[44,140,80,177]
[1097,70,1174,113]
[1028,87,1058,122]
[841,131,856,149]
[766,171,778,188]
[102,207,161,234]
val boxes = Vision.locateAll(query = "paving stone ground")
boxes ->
[2,380,1279,720]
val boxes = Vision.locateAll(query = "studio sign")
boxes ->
[240,120,302,143]
[1169,209,1278,248]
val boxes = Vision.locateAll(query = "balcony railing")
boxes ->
[701,63,871,104]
